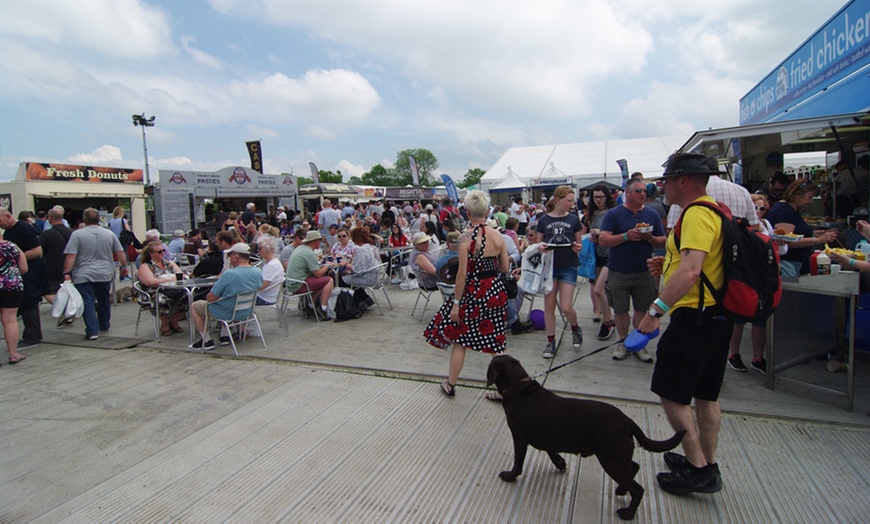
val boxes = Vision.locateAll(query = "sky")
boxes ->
[0,0,847,184]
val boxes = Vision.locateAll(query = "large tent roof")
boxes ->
[481,135,686,190]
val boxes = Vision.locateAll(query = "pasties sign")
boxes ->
[25,163,143,183]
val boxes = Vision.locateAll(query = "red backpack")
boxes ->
[674,200,782,322]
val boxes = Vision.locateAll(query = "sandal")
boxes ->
[170,325,184,333]
[9,354,26,364]
[161,329,173,337]
[440,381,455,397]
[485,390,503,402]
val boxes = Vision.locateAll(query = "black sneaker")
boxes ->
[728,354,747,372]
[751,358,767,375]
[656,465,722,495]
[17,340,40,350]
[572,328,583,348]
[218,336,231,346]
[597,322,614,341]
[189,338,215,350]
[511,320,534,335]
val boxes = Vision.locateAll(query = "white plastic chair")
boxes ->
[204,290,265,357]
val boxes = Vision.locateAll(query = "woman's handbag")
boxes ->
[499,273,518,299]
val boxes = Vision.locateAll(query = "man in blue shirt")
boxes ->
[599,178,666,362]
[189,243,263,350]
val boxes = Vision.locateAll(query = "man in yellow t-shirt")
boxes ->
[638,153,733,497]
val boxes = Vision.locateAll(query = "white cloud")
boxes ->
[180,35,223,69]
[68,145,124,164]
[246,125,279,139]
[305,126,336,140]
[335,159,365,181]
[0,0,174,59]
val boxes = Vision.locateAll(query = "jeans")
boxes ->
[506,287,526,326]
[76,281,112,337]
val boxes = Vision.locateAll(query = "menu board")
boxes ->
[160,190,193,233]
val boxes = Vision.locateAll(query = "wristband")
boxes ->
[623,232,629,241]
[453,299,461,306]
[850,258,856,267]
[653,297,670,313]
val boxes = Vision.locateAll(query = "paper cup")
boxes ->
[830,264,841,275]
[827,360,848,373]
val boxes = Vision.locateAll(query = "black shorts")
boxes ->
[650,306,733,405]
[0,289,24,309]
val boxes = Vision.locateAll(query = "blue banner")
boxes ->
[616,159,629,188]
[740,0,870,125]
[441,174,459,203]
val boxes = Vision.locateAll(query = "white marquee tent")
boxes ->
[480,135,687,193]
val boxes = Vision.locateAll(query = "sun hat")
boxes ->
[412,232,432,245]
[650,153,720,181]
[224,243,251,255]
[173,229,185,238]
[302,231,323,243]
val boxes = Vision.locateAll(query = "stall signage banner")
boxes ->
[246,141,262,172]
[159,167,296,197]
[529,177,571,187]
[25,162,143,183]
[740,0,870,125]
[385,187,424,200]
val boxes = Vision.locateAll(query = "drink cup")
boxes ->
[827,360,848,373]
[176,273,183,281]
[830,264,841,275]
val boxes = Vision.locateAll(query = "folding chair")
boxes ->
[412,285,438,321]
[277,277,321,334]
[349,262,392,315]
[436,282,455,303]
[205,290,265,357]
[132,281,160,339]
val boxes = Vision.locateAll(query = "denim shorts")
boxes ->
[552,265,578,285]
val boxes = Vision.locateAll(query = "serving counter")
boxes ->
[765,271,860,411]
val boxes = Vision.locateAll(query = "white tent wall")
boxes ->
[482,135,687,192]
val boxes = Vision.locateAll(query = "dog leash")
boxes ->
[535,338,626,386]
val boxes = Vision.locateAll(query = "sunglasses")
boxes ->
[755,206,767,211]
[338,234,347,238]
[629,188,645,194]
[154,249,165,253]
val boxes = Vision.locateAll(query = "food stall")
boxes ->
[155,167,297,234]
[678,0,870,410]
[0,162,146,237]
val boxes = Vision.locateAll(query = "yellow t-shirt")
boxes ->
[662,196,724,311]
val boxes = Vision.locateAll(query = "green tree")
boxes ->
[317,170,344,183]
[297,176,313,186]
[393,148,439,187]
[348,176,363,185]
[361,164,396,186]
[458,168,486,188]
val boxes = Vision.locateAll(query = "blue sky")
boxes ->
[0,0,844,183]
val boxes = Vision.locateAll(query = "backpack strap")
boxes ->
[673,199,731,319]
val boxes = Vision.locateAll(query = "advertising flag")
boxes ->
[409,155,420,187]
[616,159,629,188]
[246,141,262,172]
[441,174,459,203]
[308,162,320,184]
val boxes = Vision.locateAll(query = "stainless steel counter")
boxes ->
[766,271,860,411]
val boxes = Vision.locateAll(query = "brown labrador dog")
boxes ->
[487,354,685,520]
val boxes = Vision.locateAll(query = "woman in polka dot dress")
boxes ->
[424,190,509,398]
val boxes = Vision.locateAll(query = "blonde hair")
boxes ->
[552,185,574,201]
[464,190,490,219]
[751,194,769,208]
[112,206,125,218]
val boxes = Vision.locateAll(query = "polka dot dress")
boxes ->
[424,225,507,353]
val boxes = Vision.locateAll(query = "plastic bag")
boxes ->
[51,281,84,319]
[64,282,84,319]
[51,281,70,318]
[577,236,597,281]
[518,244,553,296]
